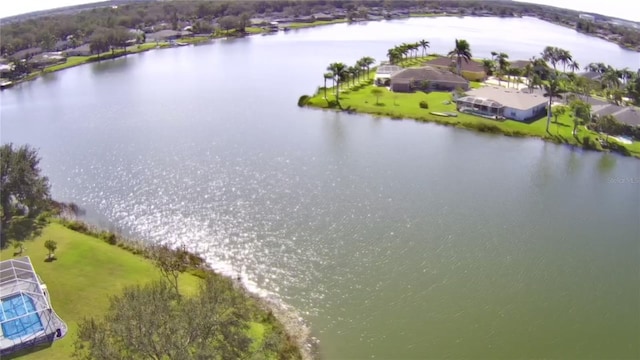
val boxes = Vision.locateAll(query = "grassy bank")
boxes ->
[304,81,640,158]
[42,43,170,74]
[0,222,300,359]
[286,19,348,29]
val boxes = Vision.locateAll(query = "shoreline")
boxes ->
[300,78,639,159]
[3,13,637,90]
[57,214,318,359]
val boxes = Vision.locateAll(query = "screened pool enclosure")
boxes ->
[0,257,67,356]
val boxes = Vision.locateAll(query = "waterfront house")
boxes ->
[64,44,91,57]
[457,86,547,121]
[374,64,402,86]
[390,66,469,92]
[424,56,486,81]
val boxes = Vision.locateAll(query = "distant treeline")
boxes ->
[1,0,639,57]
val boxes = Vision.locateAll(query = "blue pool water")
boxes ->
[0,294,44,340]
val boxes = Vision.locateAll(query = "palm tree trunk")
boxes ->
[324,78,327,99]
[546,98,552,133]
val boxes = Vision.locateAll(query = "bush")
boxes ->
[582,135,596,150]
[102,232,117,245]
[419,100,429,109]
[297,95,310,107]
[64,220,89,233]
[607,141,631,156]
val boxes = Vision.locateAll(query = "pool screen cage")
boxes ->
[0,257,67,356]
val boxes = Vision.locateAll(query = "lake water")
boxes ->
[1,16,639,359]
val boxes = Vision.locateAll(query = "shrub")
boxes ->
[582,135,596,150]
[297,95,310,107]
[419,100,429,109]
[102,232,117,245]
[64,220,89,233]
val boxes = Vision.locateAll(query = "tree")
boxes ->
[151,245,190,297]
[496,52,509,86]
[551,105,567,133]
[359,56,375,78]
[44,239,57,260]
[323,72,333,99]
[347,66,359,86]
[371,87,384,105]
[543,73,568,133]
[481,59,495,76]
[447,39,472,76]
[569,100,591,136]
[74,276,254,360]
[595,114,622,142]
[1,144,51,248]
[327,62,347,103]
[419,39,430,57]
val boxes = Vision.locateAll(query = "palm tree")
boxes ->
[327,62,347,101]
[360,56,375,79]
[568,60,580,73]
[356,59,366,82]
[323,72,333,99]
[419,39,430,57]
[557,48,573,72]
[541,46,559,70]
[543,73,568,133]
[496,52,509,86]
[481,59,495,76]
[347,66,359,86]
[447,39,472,77]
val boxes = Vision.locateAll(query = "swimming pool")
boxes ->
[0,294,44,340]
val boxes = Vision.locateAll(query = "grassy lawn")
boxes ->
[0,222,273,360]
[287,19,348,29]
[306,80,640,158]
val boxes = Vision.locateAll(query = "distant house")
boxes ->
[579,71,603,81]
[508,60,531,71]
[374,65,402,86]
[147,30,191,42]
[11,47,43,60]
[424,56,486,81]
[457,86,547,121]
[592,103,640,127]
[390,66,469,92]
[579,14,596,22]
[64,44,91,57]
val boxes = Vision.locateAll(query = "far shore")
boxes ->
[3,12,637,90]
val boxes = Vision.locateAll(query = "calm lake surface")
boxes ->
[2,16,639,359]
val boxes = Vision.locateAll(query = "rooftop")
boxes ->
[593,104,640,127]
[376,65,402,75]
[391,66,468,84]
[465,86,547,110]
[425,56,485,73]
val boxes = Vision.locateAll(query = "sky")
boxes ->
[0,0,639,22]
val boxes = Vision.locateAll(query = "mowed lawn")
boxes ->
[306,82,640,157]
[0,223,210,360]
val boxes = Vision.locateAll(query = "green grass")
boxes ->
[286,19,348,29]
[0,222,277,360]
[306,81,640,158]
[245,26,266,34]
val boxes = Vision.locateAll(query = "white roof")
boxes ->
[465,86,547,111]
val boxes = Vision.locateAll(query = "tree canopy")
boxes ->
[0,144,51,247]
[73,275,294,360]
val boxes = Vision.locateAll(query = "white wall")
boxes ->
[504,104,546,121]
